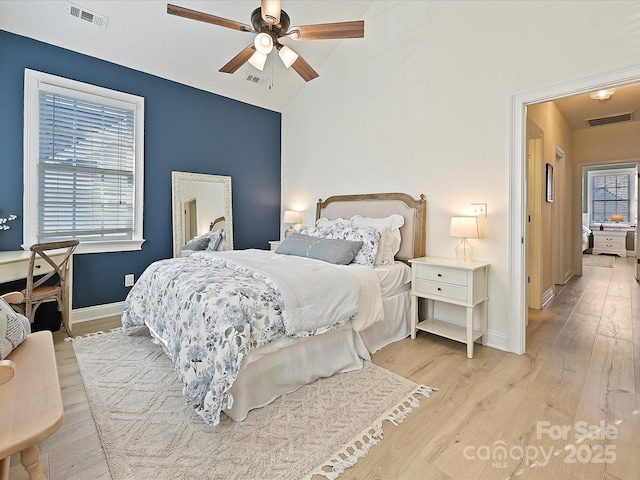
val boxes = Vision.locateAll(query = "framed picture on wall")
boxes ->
[546,163,554,203]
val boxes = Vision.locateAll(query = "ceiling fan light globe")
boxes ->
[254,33,273,55]
[248,51,267,71]
[278,45,299,69]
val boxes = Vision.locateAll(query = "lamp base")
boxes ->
[284,226,297,238]
[455,238,474,263]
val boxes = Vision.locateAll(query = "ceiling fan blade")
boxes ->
[167,4,255,33]
[219,45,256,74]
[291,54,319,82]
[261,0,282,26]
[287,21,364,40]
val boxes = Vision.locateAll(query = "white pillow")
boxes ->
[0,298,28,360]
[351,214,405,255]
[375,229,396,266]
[316,217,351,227]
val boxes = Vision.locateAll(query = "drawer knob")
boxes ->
[437,287,442,291]
[437,273,442,277]
[35,264,41,269]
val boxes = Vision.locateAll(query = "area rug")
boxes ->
[583,254,615,267]
[72,329,435,480]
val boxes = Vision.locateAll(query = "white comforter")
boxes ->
[203,249,380,335]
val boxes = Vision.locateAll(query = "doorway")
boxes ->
[183,198,198,242]
[510,64,640,355]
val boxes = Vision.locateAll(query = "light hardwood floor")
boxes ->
[8,255,639,479]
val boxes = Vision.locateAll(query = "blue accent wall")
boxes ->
[0,31,281,308]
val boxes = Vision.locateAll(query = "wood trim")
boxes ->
[316,192,426,262]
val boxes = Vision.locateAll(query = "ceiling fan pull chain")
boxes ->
[269,50,274,90]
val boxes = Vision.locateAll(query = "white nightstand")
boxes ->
[592,230,627,257]
[409,256,489,358]
[269,241,282,251]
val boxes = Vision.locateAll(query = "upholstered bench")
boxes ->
[0,330,64,480]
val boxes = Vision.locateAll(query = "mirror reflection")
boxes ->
[171,171,233,257]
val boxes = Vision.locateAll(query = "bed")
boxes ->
[122,192,426,425]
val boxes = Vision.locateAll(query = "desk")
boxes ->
[0,250,74,335]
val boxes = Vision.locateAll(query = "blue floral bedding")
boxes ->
[121,249,360,426]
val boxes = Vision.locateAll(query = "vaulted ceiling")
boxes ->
[0,0,372,112]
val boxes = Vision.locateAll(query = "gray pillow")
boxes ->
[183,229,222,251]
[276,233,363,265]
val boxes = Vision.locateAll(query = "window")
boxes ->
[24,69,145,254]
[588,167,636,225]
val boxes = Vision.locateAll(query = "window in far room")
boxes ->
[587,167,637,225]
[23,69,145,254]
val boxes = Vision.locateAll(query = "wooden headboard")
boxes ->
[316,193,426,263]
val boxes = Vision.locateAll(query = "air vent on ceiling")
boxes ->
[68,2,108,29]
[246,75,267,87]
[585,111,634,127]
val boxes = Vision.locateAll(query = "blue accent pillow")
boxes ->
[275,233,363,265]
[183,229,223,251]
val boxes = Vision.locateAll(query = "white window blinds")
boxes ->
[38,90,136,242]
[24,69,145,254]
[591,173,630,223]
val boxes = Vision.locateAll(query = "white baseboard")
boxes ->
[541,288,554,307]
[71,301,124,324]
[485,329,509,352]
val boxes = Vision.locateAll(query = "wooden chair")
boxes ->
[0,290,64,480]
[17,240,79,335]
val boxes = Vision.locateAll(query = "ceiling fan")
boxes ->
[167,1,364,82]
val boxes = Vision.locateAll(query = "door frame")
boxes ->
[509,64,640,355]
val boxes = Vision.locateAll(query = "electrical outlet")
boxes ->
[124,274,135,287]
[471,203,487,217]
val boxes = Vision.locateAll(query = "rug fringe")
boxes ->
[65,327,122,342]
[305,384,437,480]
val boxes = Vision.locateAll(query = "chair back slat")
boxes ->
[22,239,79,332]
[27,240,79,292]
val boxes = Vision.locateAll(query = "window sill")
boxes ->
[22,239,147,255]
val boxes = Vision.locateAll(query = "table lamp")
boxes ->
[283,210,301,238]
[449,216,480,263]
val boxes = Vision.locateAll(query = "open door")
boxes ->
[183,198,198,243]
[636,170,639,281]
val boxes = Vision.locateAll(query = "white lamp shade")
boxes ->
[278,45,299,68]
[248,51,267,71]
[449,216,479,238]
[254,33,274,55]
[283,210,301,224]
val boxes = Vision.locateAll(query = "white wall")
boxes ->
[282,1,640,348]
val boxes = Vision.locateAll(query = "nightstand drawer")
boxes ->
[414,265,467,286]
[414,279,468,302]
[596,237,625,247]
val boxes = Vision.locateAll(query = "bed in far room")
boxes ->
[121,192,426,425]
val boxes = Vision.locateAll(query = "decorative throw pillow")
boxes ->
[351,214,405,255]
[0,297,28,360]
[375,228,397,266]
[205,229,223,251]
[183,229,223,252]
[299,225,381,267]
[315,217,351,227]
[276,233,363,265]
